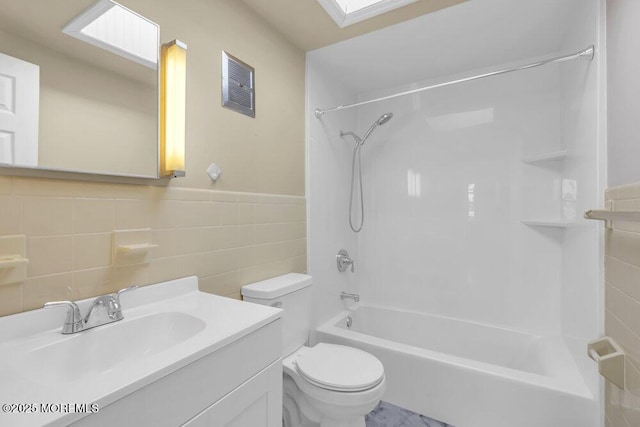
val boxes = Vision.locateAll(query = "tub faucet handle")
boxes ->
[337,249,354,273]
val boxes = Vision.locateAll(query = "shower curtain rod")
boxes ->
[314,45,595,118]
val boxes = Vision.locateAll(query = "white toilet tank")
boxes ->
[241,273,312,357]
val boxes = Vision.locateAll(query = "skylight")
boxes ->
[62,0,159,69]
[317,0,419,27]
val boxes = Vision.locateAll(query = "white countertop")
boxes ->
[0,276,281,426]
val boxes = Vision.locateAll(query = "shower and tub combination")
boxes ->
[307,0,604,426]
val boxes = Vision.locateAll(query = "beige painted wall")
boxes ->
[0,0,305,194]
[0,0,306,316]
[131,0,306,195]
[607,0,640,187]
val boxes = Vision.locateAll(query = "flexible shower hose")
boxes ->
[349,141,364,233]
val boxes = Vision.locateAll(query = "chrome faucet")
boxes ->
[336,249,354,272]
[44,285,138,334]
[340,291,360,303]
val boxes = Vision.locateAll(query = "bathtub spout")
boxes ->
[340,291,360,303]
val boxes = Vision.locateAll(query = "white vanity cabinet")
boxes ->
[71,319,282,427]
[184,360,282,427]
[0,276,284,427]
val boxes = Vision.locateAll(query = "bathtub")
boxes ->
[316,304,597,427]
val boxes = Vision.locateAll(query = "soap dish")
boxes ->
[0,255,29,269]
[117,243,159,253]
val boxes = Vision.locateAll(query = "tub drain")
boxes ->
[346,316,352,328]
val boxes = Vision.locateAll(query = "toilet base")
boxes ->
[284,375,321,426]
[283,374,373,427]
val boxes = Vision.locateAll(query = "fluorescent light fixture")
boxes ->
[160,40,187,178]
[317,0,419,27]
[63,0,159,69]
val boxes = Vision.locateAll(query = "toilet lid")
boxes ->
[295,343,384,392]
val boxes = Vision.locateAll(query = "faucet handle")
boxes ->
[44,301,84,334]
[337,249,355,273]
[111,285,139,319]
[114,285,139,303]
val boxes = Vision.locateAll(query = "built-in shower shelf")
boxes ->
[521,150,568,164]
[521,219,578,228]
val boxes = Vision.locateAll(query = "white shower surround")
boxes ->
[306,0,605,425]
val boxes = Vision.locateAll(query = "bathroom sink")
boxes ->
[15,312,206,384]
[0,276,281,427]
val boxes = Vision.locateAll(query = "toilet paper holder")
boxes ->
[587,336,625,389]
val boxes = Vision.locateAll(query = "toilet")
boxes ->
[242,273,385,427]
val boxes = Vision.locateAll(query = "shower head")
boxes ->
[362,112,393,143]
[339,112,394,146]
[377,113,393,126]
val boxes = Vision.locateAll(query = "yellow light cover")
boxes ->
[160,40,187,177]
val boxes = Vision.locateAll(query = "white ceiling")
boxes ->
[317,0,421,28]
[240,0,467,51]
[308,0,585,94]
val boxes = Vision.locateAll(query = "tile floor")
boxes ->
[365,401,454,427]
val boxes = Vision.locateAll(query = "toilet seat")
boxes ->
[294,343,384,392]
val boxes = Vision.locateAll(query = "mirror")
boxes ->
[0,0,159,178]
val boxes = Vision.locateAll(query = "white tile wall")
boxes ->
[306,54,359,332]
[354,64,568,334]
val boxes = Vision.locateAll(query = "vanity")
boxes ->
[0,277,282,427]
